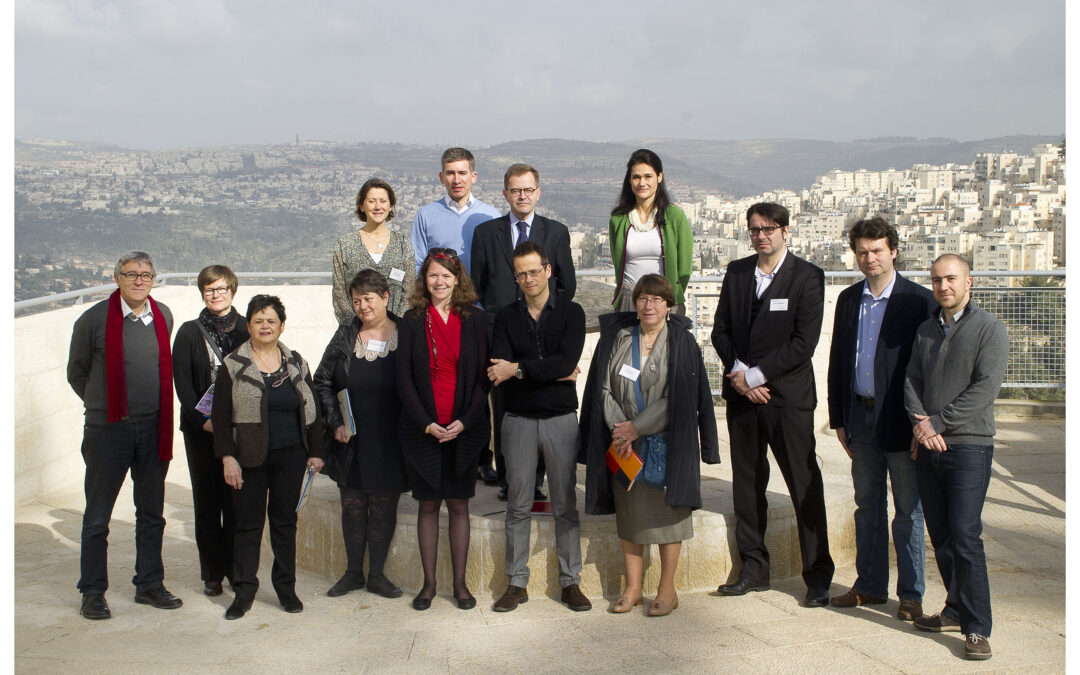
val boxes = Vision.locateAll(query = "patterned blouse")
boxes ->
[332,228,416,324]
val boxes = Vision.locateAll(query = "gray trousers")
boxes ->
[502,412,582,588]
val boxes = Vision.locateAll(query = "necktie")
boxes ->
[516,221,528,248]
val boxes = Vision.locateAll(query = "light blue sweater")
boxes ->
[410,196,500,273]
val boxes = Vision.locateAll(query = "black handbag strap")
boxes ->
[194,321,226,365]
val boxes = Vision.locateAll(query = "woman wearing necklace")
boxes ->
[332,178,416,324]
[397,249,490,611]
[211,295,324,620]
[172,265,248,598]
[314,270,408,600]
[579,274,720,617]
[608,149,693,315]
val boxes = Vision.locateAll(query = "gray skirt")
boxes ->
[612,481,693,545]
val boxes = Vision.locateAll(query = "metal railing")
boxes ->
[15,270,1065,391]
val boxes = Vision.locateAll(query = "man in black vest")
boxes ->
[711,203,835,607]
[827,217,934,620]
[471,164,576,497]
[487,242,590,613]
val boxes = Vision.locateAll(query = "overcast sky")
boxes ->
[14,0,1065,150]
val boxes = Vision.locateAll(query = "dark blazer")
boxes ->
[711,253,824,409]
[470,213,576,334]
[396,307,491,489]
[828,273,935,452]
[172,316,249,434]
[579,312,721,515]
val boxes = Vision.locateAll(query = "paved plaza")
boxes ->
[14,415,1065,673]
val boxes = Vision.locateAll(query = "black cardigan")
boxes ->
[579,312,721,514]
[172,316,249,434]
[396,307,490,489]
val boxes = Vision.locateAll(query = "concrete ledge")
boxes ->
[294,434,857,600]
[994,398,1065,418]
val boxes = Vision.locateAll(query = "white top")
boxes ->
[370,252,384,264]
[622,226,663,287]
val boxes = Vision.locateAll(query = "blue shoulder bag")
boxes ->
[631,325,668,490]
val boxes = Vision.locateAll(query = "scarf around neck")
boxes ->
[198,306,243,356]
[104,289,174,461]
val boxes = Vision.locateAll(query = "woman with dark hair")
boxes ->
[172,265,248,597]
[212,295,324,620]
[608,149,693,314]
[314,270,408,600]
[332,177,416,323]
[397,248,490,611]
[579,274,720,616]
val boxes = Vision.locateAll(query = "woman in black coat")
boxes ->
[314,270,408,600]
[172,265,248,597]
[397,248,490,611]
[579,274,720,616]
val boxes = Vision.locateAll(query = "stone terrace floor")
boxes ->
[13,416,1065,673]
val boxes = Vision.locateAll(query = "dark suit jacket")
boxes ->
[470,213,576,335]
[396,307,491,489]
[172,317,249,434]
[711,252,824,409]
[827,273,935,452]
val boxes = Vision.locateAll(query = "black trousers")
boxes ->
[231,444,306,601]
[182,428,235,584]
[726,399,835,590]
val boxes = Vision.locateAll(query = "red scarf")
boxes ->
[105,289,174,461]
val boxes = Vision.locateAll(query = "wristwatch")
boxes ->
[514,367,523,380]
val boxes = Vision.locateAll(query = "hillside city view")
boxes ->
[14,135,1065,310]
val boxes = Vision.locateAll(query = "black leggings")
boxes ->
[339,487,400,578]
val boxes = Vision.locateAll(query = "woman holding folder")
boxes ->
[314,269,408,600]
[212,294,324,620]
[172,265,248,598]
[579,274,720,616]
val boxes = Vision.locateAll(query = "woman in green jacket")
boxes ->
[608,149,693,314]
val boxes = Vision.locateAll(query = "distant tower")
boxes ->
[295,134,300,146]
[241,153,256,170]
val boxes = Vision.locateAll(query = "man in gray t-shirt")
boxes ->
[67,251,183,620]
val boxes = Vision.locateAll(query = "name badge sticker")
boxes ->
[366,339,387,353]
[618,364,641,382]
[389,268,406,282]
[770,298,789,311]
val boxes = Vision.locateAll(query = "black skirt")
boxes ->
[407,439,476,501]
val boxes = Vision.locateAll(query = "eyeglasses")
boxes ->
[507,187,537,197]
[120,272,154,282]
[748,225,781,237]
[427,247,458,258]
[203,286,231,297]
[636,296,668,307]
[514,267,546,281]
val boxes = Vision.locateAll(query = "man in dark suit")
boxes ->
[827,217,935,621]
[711,202,835,607]
[471,164,576,497]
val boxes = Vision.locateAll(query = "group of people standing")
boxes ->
[66,146,1006,661]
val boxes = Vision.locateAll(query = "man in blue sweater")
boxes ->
[410,147,500,274]
[904,253,1008,662]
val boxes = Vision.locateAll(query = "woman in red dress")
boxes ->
[397,248,490,610]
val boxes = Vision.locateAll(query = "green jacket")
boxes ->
[608,204,693,306]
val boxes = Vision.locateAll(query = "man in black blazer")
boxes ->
[471,164,577,495]
[827,217,935,620]
[711,202,835,607]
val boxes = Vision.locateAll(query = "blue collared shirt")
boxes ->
[509,212,535,248]
[854,272,896,397]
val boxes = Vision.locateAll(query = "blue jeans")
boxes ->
[78,417,170,595]
[847,403,924,600]
[916,443,994,636]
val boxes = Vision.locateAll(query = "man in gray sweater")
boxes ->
[904,253,1008,661]
[67,251,182,619]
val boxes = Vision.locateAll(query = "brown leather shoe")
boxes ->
[830,588,887,608]
[897,598,923,621]
[560,584,592,612]
[610,592,643,614]
[646,593,679,617]
[492,585,528,612]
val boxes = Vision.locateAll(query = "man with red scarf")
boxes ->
[67,251,182,619]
